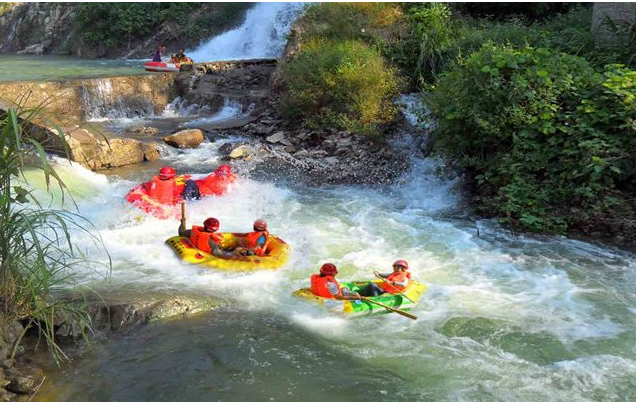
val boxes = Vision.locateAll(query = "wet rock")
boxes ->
[266,131,286,144]
[0,319,23,362]
[163,129,204,149]
[5,365,44,395]
[229,145,253,159]
[142,142,161,161]
[293,149,309,158]
[100,138,144,168]
[325,156,339,165]
[128,126,159,136]
[284,145,297,153]
[254,124,275,136]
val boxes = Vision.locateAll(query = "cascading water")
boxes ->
[187,2,306,62]
[80,78,155,122]
[23,93,636,400]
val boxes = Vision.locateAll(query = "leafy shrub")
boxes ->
[278,39,400,136]
[427,44,636,233]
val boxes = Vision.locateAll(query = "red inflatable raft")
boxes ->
[125,165,236,219]
[144,61,192,73]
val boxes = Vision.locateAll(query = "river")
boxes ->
[8,2,636,401]
[19,97,636,401]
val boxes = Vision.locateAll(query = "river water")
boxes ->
[20,97,636,401]
[7,2,636,400]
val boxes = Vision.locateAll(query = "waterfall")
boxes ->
[187,2,305,62]
[80,78,155,122]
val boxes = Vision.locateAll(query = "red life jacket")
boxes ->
[246,230,270,256]
[189,226,223,254]
[145,176,177,205]
[380,271,411,293]
[196,173,236,196]
[310,274,342,298]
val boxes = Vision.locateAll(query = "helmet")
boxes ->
[253,219,267,231]
[320,263,338,276]
[159,166,176,180]
[393,259,409,270]
[203,217,220,232]
[216,164,232,176]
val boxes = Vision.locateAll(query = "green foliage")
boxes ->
[76,3,252,50]
[278,39,399,136]
[427,44,636,233]
[0,105,110,363]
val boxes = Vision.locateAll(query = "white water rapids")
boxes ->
[22,96,636,401]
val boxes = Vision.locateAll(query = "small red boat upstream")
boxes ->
[143,61,192,73]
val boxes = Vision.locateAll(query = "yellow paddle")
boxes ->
[374,273,416,303]
[359,297,417,320]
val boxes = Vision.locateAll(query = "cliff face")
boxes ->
[0,3,252,58]
[0,3,79,55]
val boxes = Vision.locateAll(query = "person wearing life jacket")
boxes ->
[359,259,412,297]
[310,263,360,300]
[144,166,181,205]
[152,44,166,62]
[196,164,236,196]
[244,219,270,257]
[179,217,237,258]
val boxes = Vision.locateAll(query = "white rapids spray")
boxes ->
[21,93,636,400]
[187,2,306,62]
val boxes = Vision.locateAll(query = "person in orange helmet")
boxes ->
[310,263,360,300]
[144,166,181,205]
[196,164,236,197]
[359,259,412,297]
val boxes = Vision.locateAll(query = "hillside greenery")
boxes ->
[280,2,636,239]
[76,3,252,50]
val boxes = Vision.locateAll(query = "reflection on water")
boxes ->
[0,55,148,82]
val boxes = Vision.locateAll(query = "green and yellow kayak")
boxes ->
[165,233,289,271]
[293,280,426,315]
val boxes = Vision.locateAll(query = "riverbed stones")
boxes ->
[163,129,204,149]
[228,144,252,159]
[142,142,161,161]
[5,365,44,395]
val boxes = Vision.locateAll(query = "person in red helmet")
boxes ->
[310,263,360,300]
[179,217,237,258]
[359,259,412,297]
[144,166,181,205]
[243,219,270,256]
[196,164,237,196]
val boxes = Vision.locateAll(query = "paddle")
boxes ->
[179,201,186,233]
[359,297,417,320]
[374,272,416,303]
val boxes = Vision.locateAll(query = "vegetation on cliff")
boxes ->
[279,2,635,241]
[0,106,109,362]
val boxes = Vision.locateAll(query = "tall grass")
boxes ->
[0,103,110,364]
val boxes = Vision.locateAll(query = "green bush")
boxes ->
[427,44,636,233]
[278,39,400,136]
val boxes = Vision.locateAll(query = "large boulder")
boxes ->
[163,129,204,149]
[99,138,145,168]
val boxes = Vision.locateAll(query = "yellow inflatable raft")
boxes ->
[165,233,289,271]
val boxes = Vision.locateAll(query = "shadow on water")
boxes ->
[36,308,406,402]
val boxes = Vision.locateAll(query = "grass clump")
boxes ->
[278,39,399,136]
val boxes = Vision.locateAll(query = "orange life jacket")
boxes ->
[196,173,236,196]
[145,176,177,205]
[246,230,270,256]
[189,225,223,254]
[380,271,411,293]
[310,274,342,298]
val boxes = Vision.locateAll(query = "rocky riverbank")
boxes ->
[0,294,219,401]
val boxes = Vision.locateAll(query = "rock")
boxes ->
[163,129,204,149]
[0,319,23,362]
[128,126,159,136]
[254,124,275,136]
[293,149,309,158]
[266,131,286,144]
[229,145,252,159]
[5,365,44,395]
[325,157,339,165]
[142,142,161,161]
[99,138,144,168]
[284,145,297,153]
